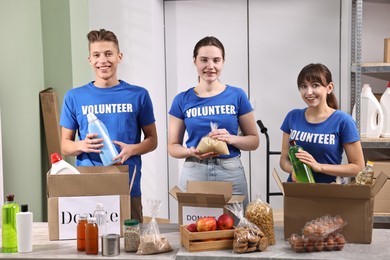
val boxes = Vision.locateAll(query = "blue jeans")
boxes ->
[179,156,249,210]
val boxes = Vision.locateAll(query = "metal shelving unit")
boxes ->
[352,0,390,224]
[351,0,390,149]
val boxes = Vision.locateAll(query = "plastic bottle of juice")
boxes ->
[2,194,20,253]
[288,140,315,183]
[85,217,98,255]
[87,113,120,166]
[77,214,88,251]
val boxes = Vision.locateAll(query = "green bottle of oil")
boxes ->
[2,194,20,253]
[288,140,315,183]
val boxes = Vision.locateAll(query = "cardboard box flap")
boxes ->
[76,165,128,174]
[176,192,227,206]
[373,161,390,178]
[187,181,233,199]
[47,165,129,197]
[227,195,246,204]
[283,182,372,199]
[283,172,387,200]
[169,185,182,200]
[371,172,387,197]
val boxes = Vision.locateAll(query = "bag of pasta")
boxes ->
[136,199,173,255]
[196,122,229,155]
[226,201,269,254]
[245,193,275,245]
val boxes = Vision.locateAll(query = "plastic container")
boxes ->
[85,217,99,255]
[353,84,384,138]
[356,160,374,185]
[16,204,33,253]
[87,113,120,166]
[93,203,107,238]
[50,153,80,175]
[77,214,88,251]
[123,219,140,252]
[380,81,390,137]
[288,140,315,183]
[2,194,20,253]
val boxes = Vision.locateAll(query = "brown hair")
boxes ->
[87,29,120,52]
[297,63,338,109]
[193,36,225,60]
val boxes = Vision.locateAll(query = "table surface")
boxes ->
[1,220,390,259]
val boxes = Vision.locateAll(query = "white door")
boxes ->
[0,107,4,225]
[164,0,249,223]
[249,0,342,207]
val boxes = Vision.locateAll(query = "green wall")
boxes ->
[0,0,89,221]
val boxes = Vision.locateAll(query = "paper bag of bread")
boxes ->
[196,122,229,155]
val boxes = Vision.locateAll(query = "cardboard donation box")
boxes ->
[47,165,130,241]
[278,169,387,244]
[373,161,390,213]
[170,181,245,225]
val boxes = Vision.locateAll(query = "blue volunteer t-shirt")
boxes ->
[169,85,253,158]
[60,80,155,197]
[280,108,360,183]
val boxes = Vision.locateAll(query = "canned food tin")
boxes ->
[101,234,120,256]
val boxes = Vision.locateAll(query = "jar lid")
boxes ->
[79,213,88,220]
[124,219,139,226]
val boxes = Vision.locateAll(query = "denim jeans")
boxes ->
[179,156,249,210]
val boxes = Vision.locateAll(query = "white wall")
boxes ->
[249,0,343,207]
[361,1,390,94]
[0,108,3,225]
[89,0,168,218]
[88,0,350,222]
[164,0,249,223]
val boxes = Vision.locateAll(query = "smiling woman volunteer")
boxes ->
[279,63,365,183]
[168,36,259,208]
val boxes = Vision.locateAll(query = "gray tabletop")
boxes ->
[1,222,389,259]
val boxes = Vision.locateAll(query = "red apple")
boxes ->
[187,223,198,232]
[217,214,234,230]
[196,217,217,232]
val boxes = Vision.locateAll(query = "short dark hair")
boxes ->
[87,29,120,51]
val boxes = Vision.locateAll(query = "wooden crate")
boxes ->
[180,225,234,252]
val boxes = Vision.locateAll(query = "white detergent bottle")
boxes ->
[87,113,120,166]
[358,84,384,138]
[50,153,80,175]
[380,81,390,137]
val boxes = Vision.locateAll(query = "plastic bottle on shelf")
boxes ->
[288,140,315,183]
[2,194,20,253]
[380,81,390,137]
[353,84,384,138]
[50,153,80,175]
[87,113,120,166]
[16,204,33,253]
[93,203,107,238]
